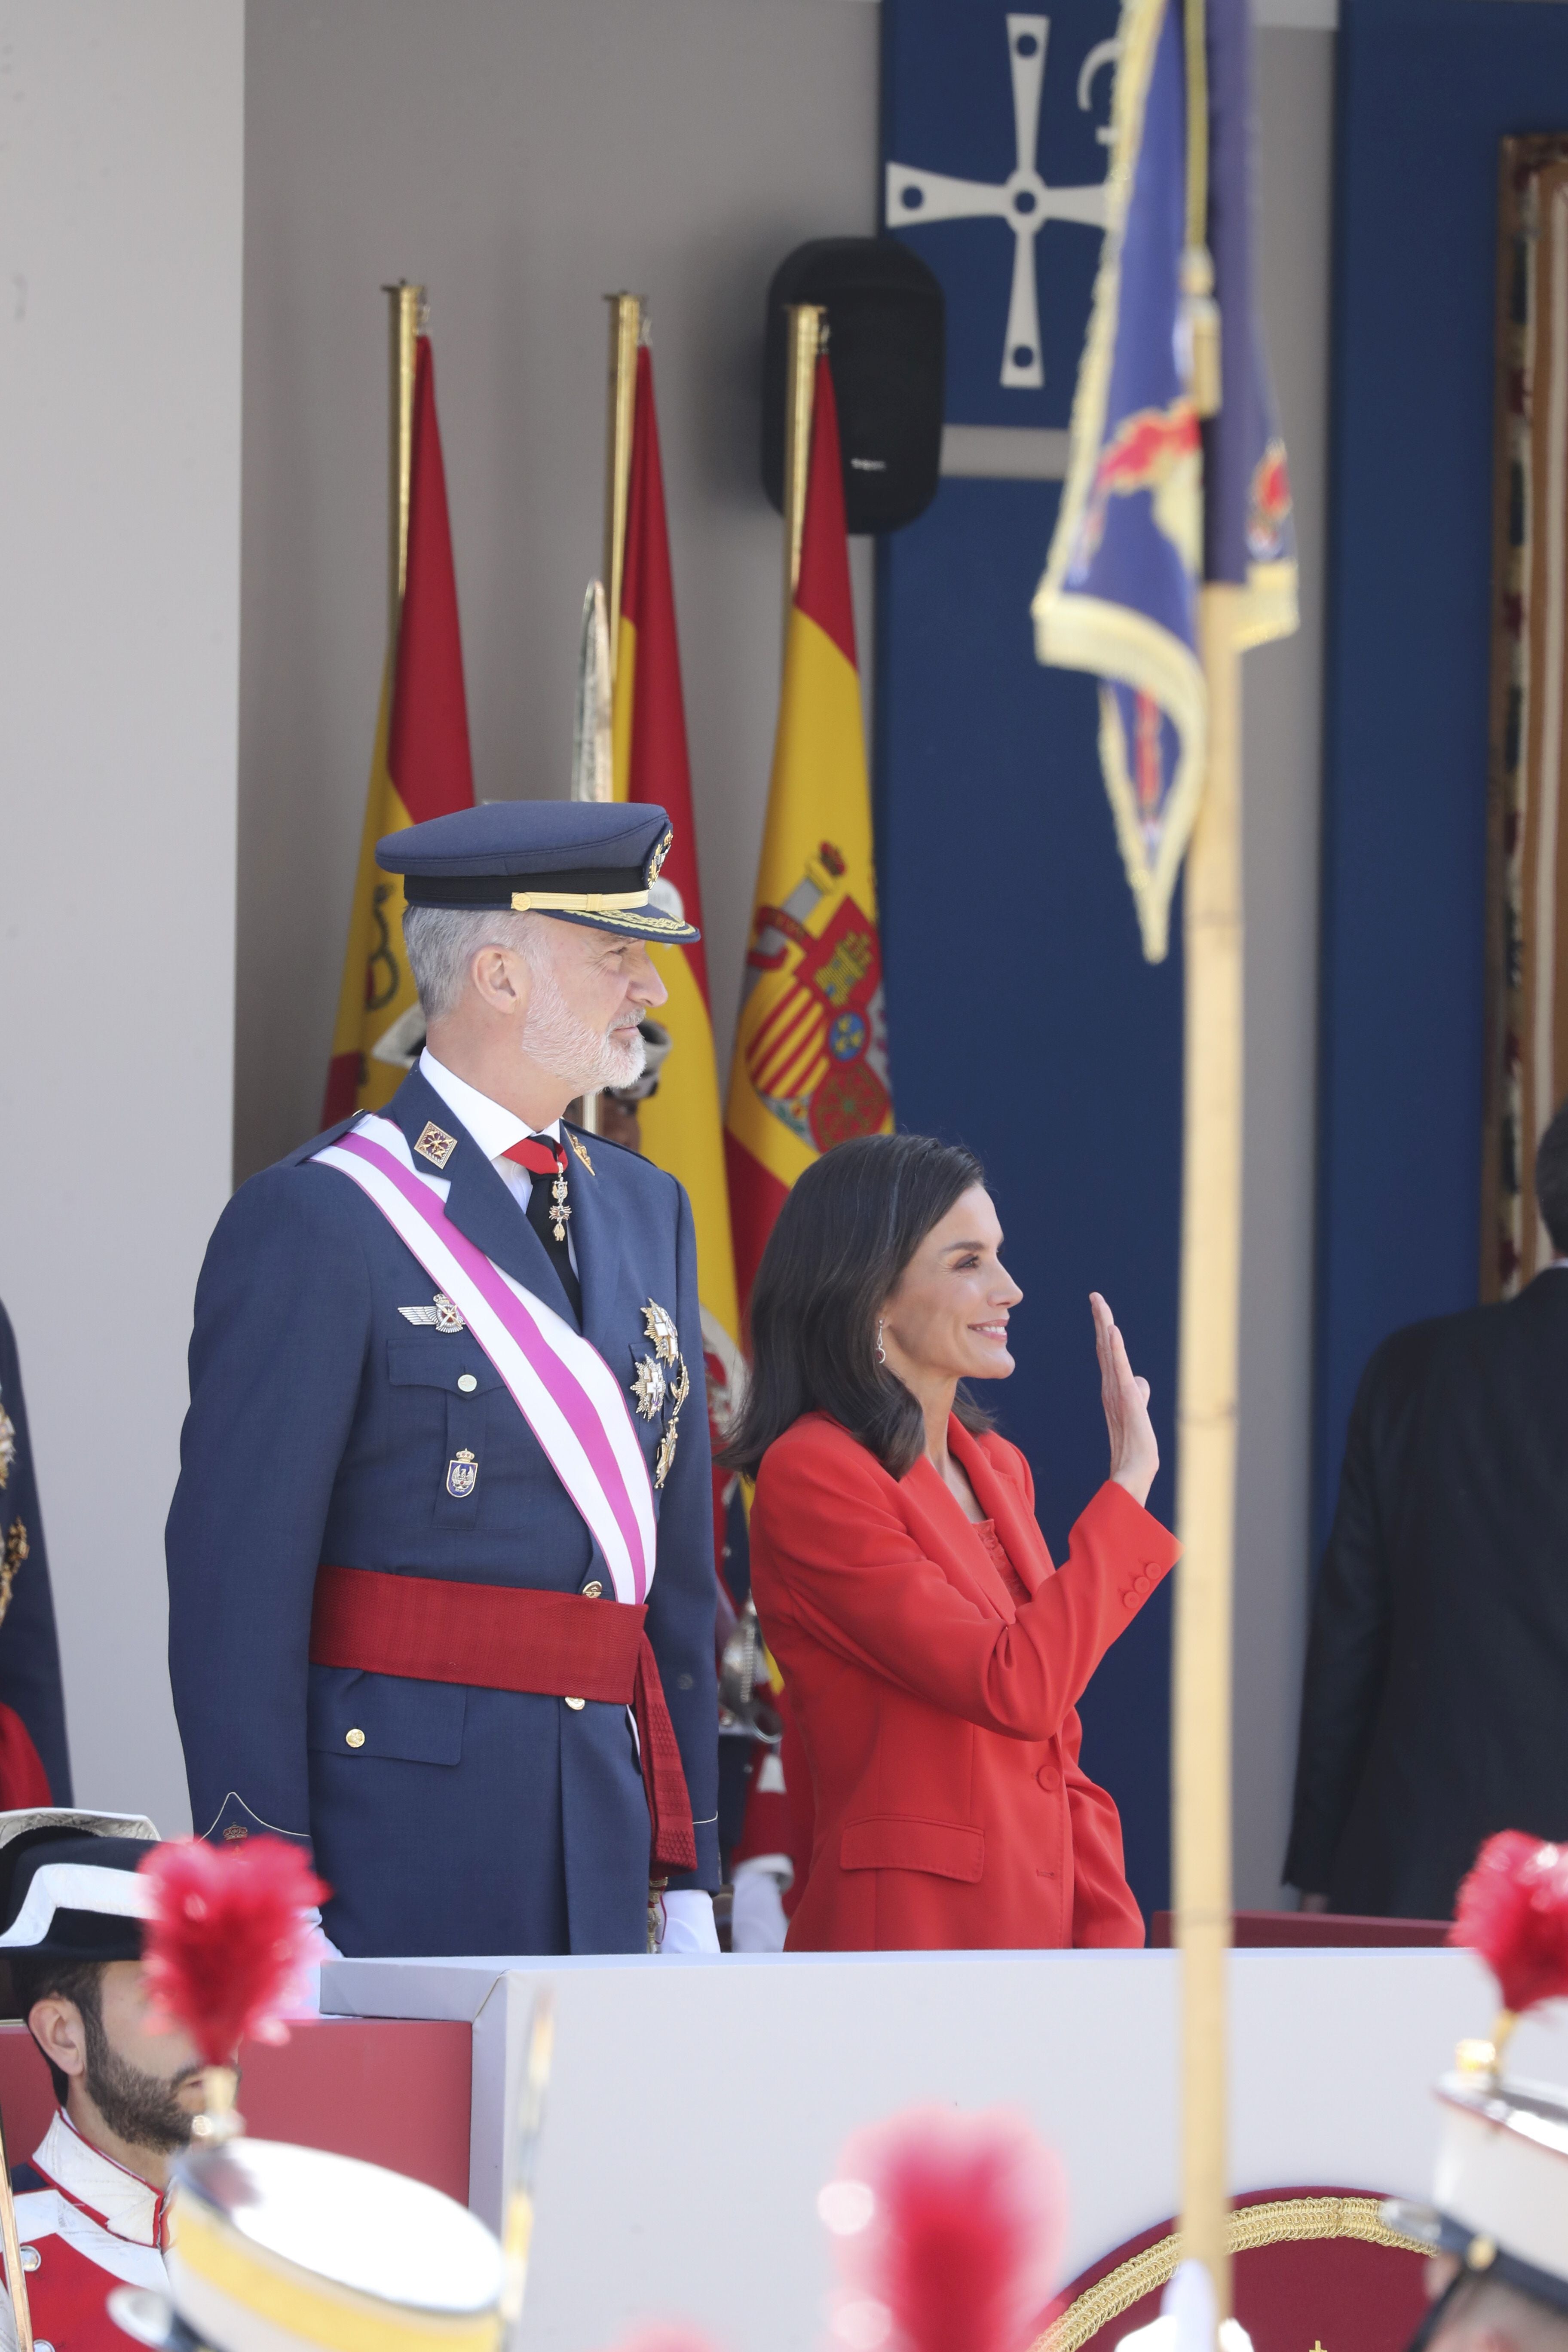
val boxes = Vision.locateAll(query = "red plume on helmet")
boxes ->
[1452,1831,1568,2063]
[138,1836,328,2068]
[820,2107,1066,2352]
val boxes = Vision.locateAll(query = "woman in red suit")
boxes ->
[724,1133,1177,1952]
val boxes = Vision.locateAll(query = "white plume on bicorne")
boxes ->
[572,579,614,803]
[1115,2259,1255,2352]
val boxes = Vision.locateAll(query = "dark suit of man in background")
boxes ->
[1285,1102,1568,1920]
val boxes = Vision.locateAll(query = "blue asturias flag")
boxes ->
[1032,0,1297,962]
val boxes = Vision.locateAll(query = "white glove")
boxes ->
[730,1857,792,1953]
[657,1889,720,1954]
[1117,2262,1254,2352]
[287,1909,344,2016]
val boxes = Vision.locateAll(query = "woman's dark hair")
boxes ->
[1538,1096,1568,1255]
[719,1132,996,1481]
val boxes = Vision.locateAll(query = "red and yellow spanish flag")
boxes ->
[725,356,892,1314]
[323,337,475,1121]
[613,346,744,1419]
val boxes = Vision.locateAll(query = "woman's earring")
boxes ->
[876,1317,887,1366]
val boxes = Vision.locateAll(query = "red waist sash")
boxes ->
[310,1564,695,1871]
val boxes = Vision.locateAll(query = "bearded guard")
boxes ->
[0,1810,169,2352]
[165,801,721,1958]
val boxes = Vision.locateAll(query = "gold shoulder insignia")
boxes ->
[413,1121,458,1169]
[568,1130,594,1173]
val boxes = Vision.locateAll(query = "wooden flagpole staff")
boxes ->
[576,290,646,1142]
[0,2096,34,2352]
[382,280,423,655]
[781,303,824,622]
[1174,578,1241,2321]
[602,290,643,679]
[1173,0,1237,2315]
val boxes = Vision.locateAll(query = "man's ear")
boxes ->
[469,943,528,1018]
[28,1994,87,2081]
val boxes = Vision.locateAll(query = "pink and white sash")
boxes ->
[312,1116,657,1605]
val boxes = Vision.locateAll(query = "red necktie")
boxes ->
[502,1136,567,1182]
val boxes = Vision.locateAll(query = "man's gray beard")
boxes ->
[522,962,646,1094]
[82,2000,198,2156]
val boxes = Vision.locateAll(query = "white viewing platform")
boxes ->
[322,1948,1557,2352]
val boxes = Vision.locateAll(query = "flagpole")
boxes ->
[581,292,645,1141]
[1173,576,1242,2324]
[383,282,424,652]
[603,292,643,690]
[781,303,824,626]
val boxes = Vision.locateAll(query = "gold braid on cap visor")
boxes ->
[508,888,650,913]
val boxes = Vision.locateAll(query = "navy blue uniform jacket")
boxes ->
[0,1302,73,1805]
[165,1066,720,1956]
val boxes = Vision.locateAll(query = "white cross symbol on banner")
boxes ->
[886,14,1116,391]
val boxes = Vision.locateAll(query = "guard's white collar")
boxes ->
[31,2107,167,2248]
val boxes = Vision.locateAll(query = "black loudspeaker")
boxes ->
[762,238,945,535]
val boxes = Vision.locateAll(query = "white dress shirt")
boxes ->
[419,1049,578,1274]
[415,1050,717,1957]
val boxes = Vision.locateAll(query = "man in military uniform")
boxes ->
[165,802,720,1957]
[0,1810,183,2351]
[0,1304,73,1809]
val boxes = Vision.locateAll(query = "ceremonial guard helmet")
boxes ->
[1387,1832,1568,2335]
[95,1832,509,2352]
[112,2138,506,2352]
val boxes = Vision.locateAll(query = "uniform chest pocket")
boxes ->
[385,1341,504,1396]
[385,1341,507,1519]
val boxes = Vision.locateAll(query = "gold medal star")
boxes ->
[642,1299,679,1366]
[630,1357,667,1420]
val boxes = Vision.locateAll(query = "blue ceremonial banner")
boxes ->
[1033,0,1297,962]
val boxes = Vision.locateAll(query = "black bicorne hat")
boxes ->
[0,1808,160,1963]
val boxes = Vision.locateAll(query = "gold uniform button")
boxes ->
[565,1696,586,1712]
[582,1580,604,1599]
[345,1728,366,1749]
[457,1373,478,1393]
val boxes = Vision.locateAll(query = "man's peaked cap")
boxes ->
[377,799,699,943]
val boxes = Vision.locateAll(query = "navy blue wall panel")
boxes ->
[876,481,1181,1916]
[881,0,1176,1916]
[1316,0,1568,1557]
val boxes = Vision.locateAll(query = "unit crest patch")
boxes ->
[413,1121,459,1169]
[445,1449,478,1500]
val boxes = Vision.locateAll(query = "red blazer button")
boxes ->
[1037,1765,1061,1792]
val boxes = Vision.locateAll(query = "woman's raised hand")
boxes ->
[1090,1292,1158,1508]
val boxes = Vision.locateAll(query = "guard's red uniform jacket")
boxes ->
[0,2110,169,2350]
[750,1413,1179,1951]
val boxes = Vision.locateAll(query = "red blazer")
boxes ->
[749,1412,1180,1951]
